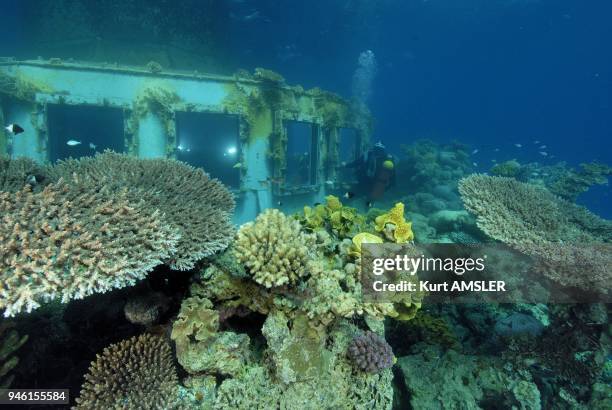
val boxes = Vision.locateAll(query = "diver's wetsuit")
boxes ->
[346,146,396,200]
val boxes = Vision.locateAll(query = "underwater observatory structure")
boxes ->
[0,57,370,223]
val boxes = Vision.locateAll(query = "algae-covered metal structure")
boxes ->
[0,57,371,223]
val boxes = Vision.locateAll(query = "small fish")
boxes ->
[494,148,500,152]
[313,202,321,207]
[472,162,478,167]
[177,144,191,152]
[324,180,335,185]
[491,159,497,163]
[343,191,355,199]
[366,201,373,208]
[539,145,547,149]
[232,162,243,169]
[514,143,522,148]
[471,149,479,155]
[276,201,283,206]
[89,142,97,150]
[539,151,548,156]
[66,140,81,146]
[533,140,540,144]
[4,123,24,135]
[26,175,37,186]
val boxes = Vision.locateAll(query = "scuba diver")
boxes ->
[343,141,396,203]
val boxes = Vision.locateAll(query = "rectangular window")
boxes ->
[338,128,359,182]
[175,112,240,189]
[284,120,318,187]
[47,105,125,162]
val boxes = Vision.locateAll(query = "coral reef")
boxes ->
[0,180,179,317]
[74,333,180,409]
[397,344,542,409]
[459,174,612,293]
[48,151,235,270]
[235,209,315,288]
[209,313,394,410]
[347,331,395,373]
[489,160,612,202]
[490,159,522,178]
[548,161,612,201]
[0,321,28,388]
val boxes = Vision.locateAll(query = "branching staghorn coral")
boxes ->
[235,209,315,288]
[48,151,235,270]
[74,333,180,410]
[459,174,612,293]
[0,179,179,317]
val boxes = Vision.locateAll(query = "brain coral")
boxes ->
[74,333,180,410]
[234,209,315,288]
[459,174,612,293]
[48,151,235,270]
[0,180,179,317]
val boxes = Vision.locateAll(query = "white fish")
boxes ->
[539,145,547,149]
[177,144,191,153]
[471,149,479,155]
[66,140,81,146]
[89,143,97,150]
[539,151,548,156]
[226,146,237,156]
[514,143,522,148]
[472,162,478,167]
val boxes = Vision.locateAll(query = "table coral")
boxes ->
[74,333,180,410]
[459,174,612,294]
[0,180,179,317]
[48,151,235,270]
[235,209,315,288]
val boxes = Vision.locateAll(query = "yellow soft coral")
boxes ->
[349,232,383,257]
[325,195,342,211]
[374,202,414,243]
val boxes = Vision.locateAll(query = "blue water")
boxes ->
[225,0,612,216]
[1,0,610,216]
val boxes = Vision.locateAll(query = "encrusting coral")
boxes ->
[0,179,179,317]
[459,174,612,294]
[48,151,235,270]
[171,296,250,376]
[74,333,180,410]
[298,195,365,238]
[235,209,315,288]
